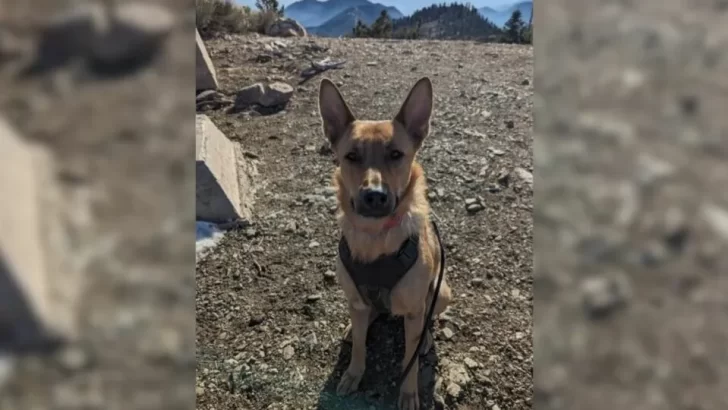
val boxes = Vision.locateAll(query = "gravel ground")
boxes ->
[0,1,196,409]
[196,35,533,409]
[535,1,728,409]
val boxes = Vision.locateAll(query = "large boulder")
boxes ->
[195,28,218,91]
[265,18,306,38]
[196,115,255,222]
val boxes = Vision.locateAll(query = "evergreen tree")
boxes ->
[504,9,525,43]
[255,0,283,16]
[370,10,393,37]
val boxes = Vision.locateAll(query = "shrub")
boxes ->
[196,0,281,37]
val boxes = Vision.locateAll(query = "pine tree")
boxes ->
[255,0,283,16]
[504,9,525,43]
[370,9,393,38]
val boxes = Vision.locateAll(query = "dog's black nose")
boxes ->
[356,186,394,217]
[361,188,388,207]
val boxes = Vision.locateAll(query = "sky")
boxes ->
[235,0,516,16]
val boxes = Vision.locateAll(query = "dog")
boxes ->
[318,77,452,410]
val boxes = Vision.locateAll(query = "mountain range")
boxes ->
[478,1,532,27]
[282,0,532,37]
[284,0,401,28]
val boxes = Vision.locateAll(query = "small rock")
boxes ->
[444,361,471,385]
[282,345,294,360]
[248,315,265,326]
[701,203,728,241]
[308,240,320,248]
[489,147,505,156]
[57,345,89,371]
[457,63,464,68]
[284,221,297,232]
[464,357,480,369]
[513,167,533,186]
[496,169,510,185]
[323,270,336,282]
[91,2,175,69]
[466,203,484,213]
[581,274,631,319]
[492,405,501,410]
[196,386,205,396]
[244,228,257,238]
[196,90,219,102]
[441,327,454,340]
[366,61,378,66]
[521,79,529,85]
[303,331,318,345]
[307,293,322,302]
[465,198,478,205]
[637,154,675,186]
[446,382,462,398]
[471,278,484,287]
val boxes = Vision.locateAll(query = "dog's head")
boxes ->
[318,77,433,219]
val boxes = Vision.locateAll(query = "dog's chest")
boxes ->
[338,234,419,313]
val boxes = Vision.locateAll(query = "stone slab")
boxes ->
[195,28,218,91]
[196,114,254,222]
[0,116,73,348]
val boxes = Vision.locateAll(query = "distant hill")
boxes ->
[307,3,403,37]
[391,3,501,40]
[284,0,400,28]
[479,1,532,27]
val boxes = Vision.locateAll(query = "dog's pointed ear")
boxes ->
[394,77,433,147]
[318,79,356,146]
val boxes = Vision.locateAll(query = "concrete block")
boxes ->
[0,117,73,350]
[196,29,218,91]
[196,114,254,222]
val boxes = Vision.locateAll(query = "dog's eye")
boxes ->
[389,150,404,161]
[344,152,360,162]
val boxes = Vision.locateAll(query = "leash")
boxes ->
[395,219,446,389]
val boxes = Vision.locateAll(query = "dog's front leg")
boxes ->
[399,309,424,410]
[336,303,371,396]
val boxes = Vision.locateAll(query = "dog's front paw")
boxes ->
[336,368,363,396]
[398,389,420,410]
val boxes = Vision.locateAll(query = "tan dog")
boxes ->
[318,77,452,410]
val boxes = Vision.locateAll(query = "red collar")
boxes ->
[382,213,404,230]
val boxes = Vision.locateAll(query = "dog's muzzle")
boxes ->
[354,185,397,218]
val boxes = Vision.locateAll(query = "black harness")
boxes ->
[337,219,447,390]
[338,231,420,313]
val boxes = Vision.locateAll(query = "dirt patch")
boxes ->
[196,35,533,409]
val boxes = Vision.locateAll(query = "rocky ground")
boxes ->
[0,1,195,409]
[196,35,533,409]
[535,1,728,409]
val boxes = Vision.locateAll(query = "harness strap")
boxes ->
[338,232,420,312]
